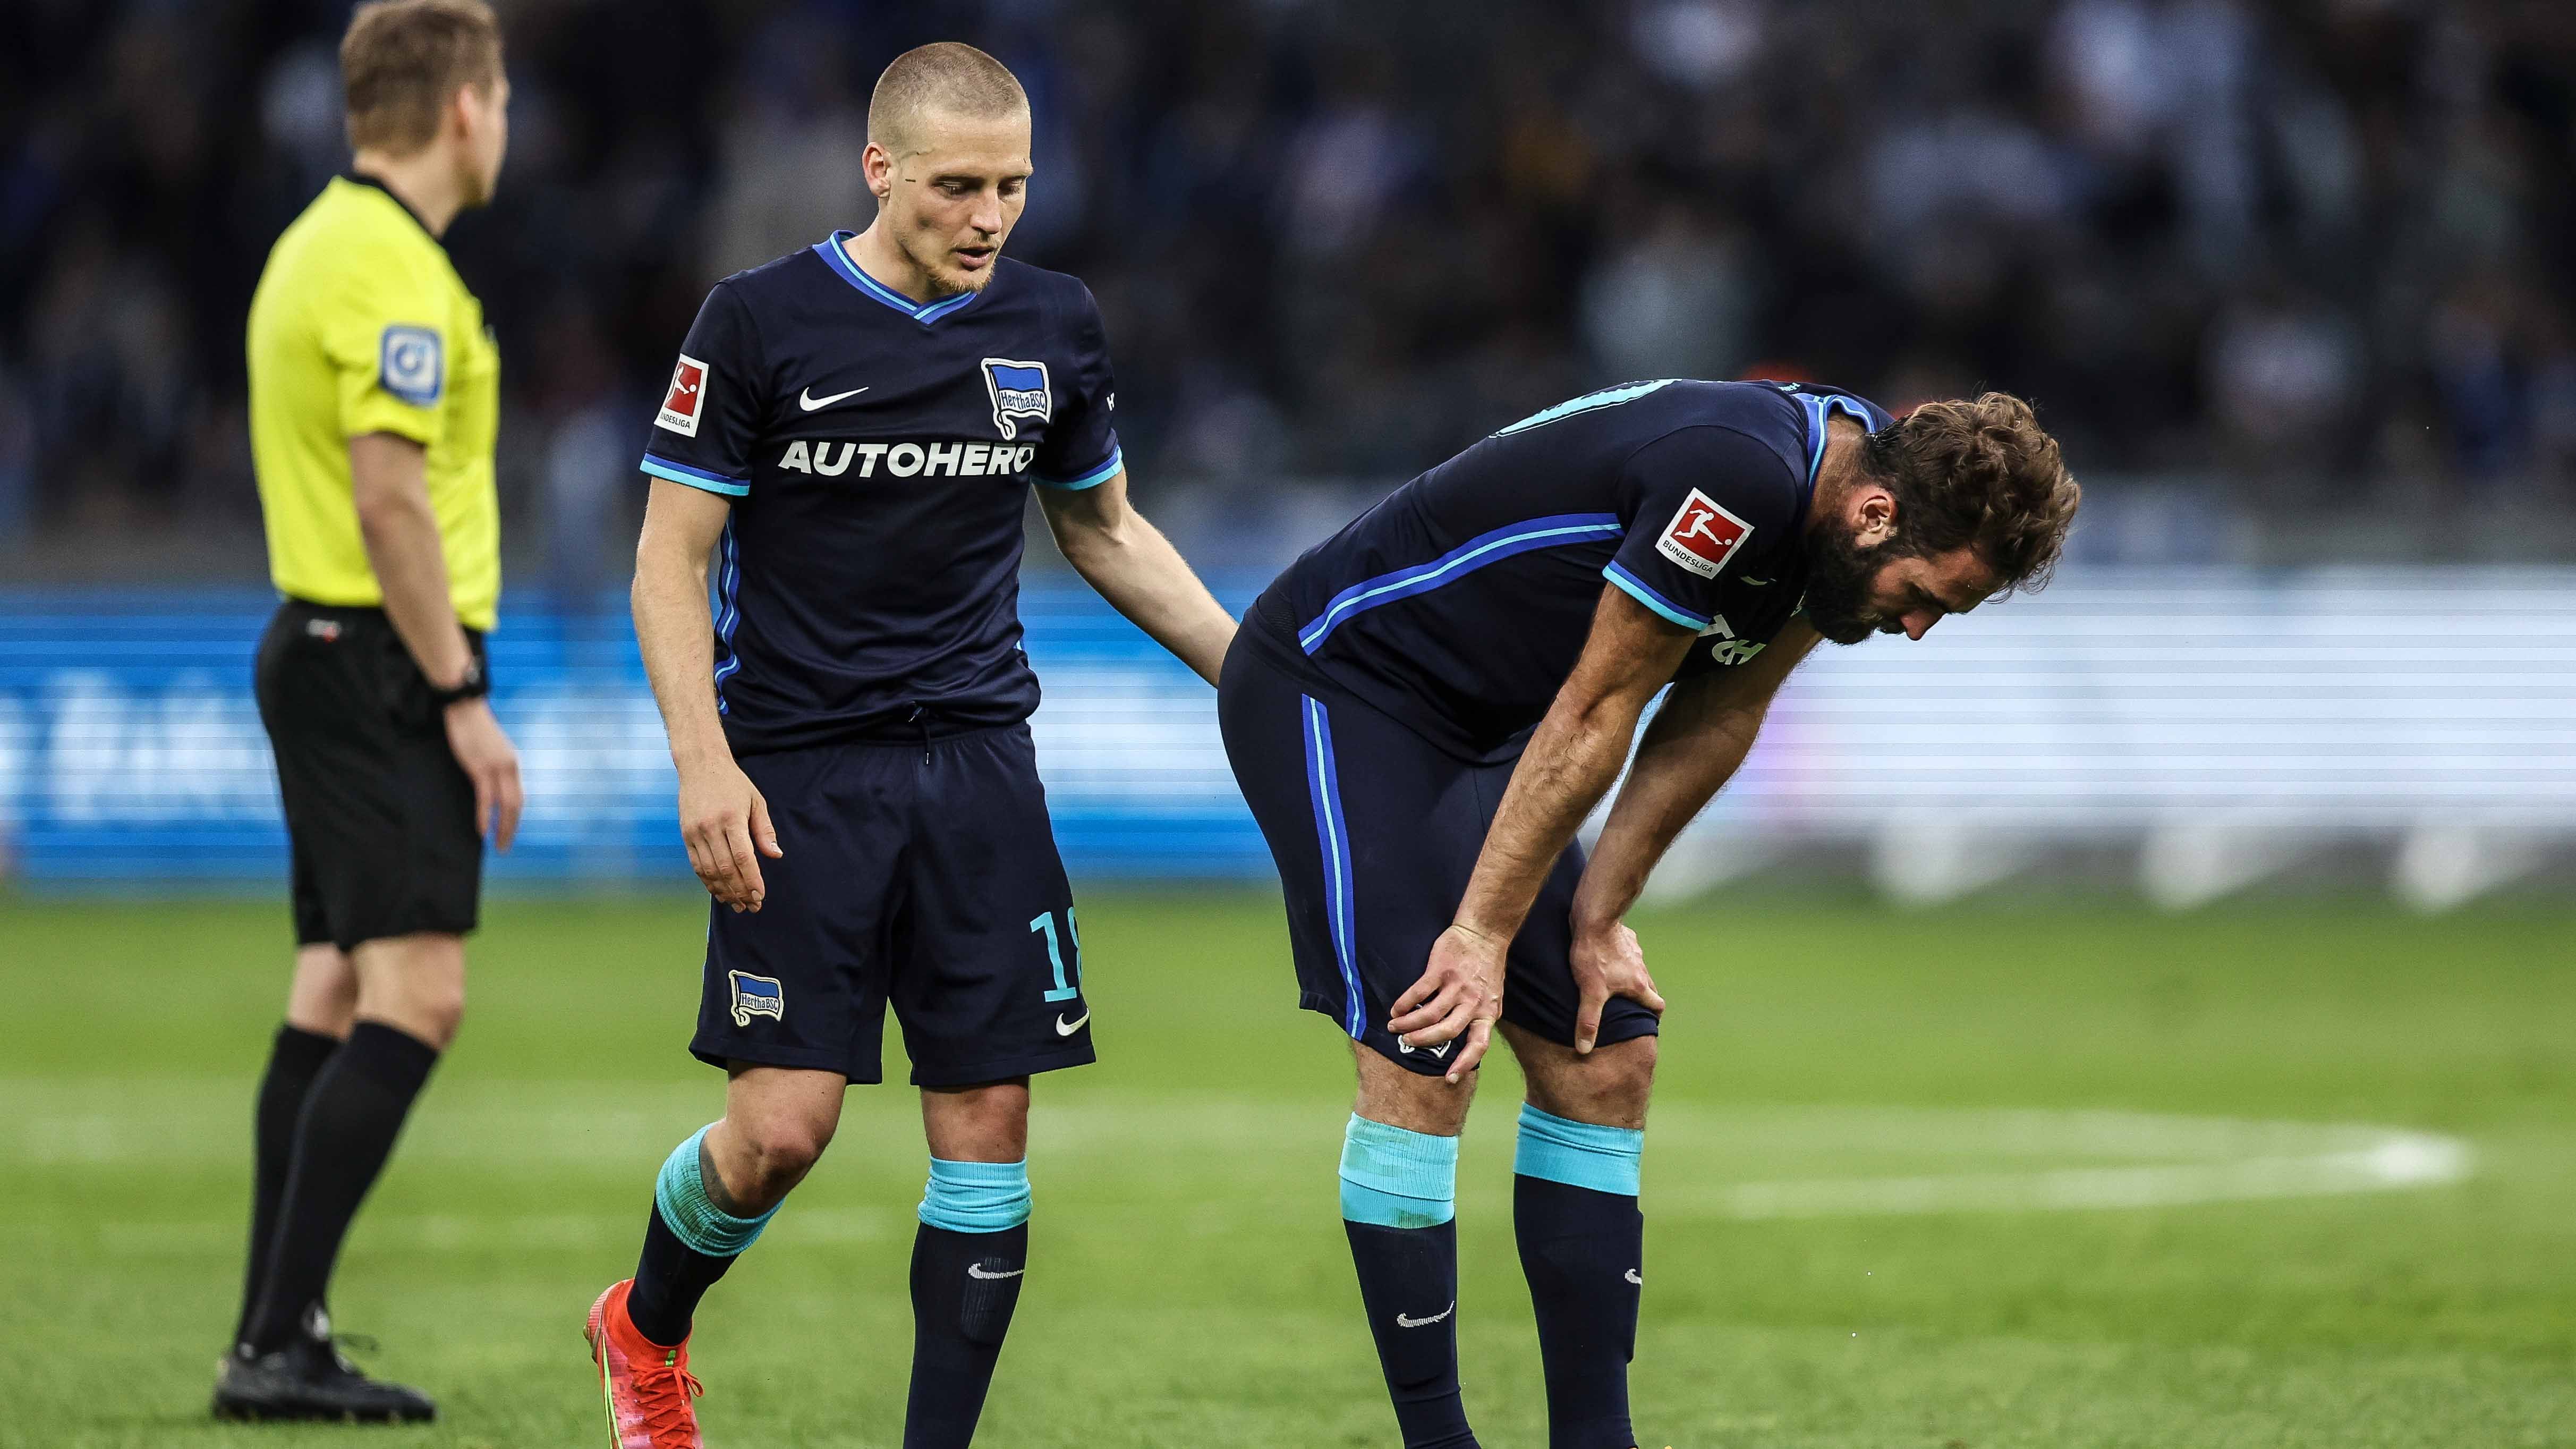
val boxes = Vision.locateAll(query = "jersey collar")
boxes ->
[337,171,440,247]
[1798,392,1882,485]
[814,231,987,325]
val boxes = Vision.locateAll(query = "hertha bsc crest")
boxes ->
[982,358,1052,440]
[728,970,784,1027]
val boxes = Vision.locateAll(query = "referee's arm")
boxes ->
[351,430,523,848]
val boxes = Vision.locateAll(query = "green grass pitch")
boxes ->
[9,890,2575,1447]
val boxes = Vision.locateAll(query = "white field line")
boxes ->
[1663,1132,2472,1220]
[7,1084,2473,1236]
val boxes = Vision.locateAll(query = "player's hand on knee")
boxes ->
[678,757,783,912]
[1569,920,1664,1055]
[443,699,524,852]
[1392,923,1504,1082]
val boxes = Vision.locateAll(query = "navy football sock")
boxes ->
[234,1024,340,1350]
[1513,1105,1646,1449]
[1341,1115,1478,1449]
[242,1022,439,1352]
[904,1159,1032,1449]
[626,1125,776,1346]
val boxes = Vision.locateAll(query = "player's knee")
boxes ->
[415,979,467,1047]
[732,1114,833,1194]
[1527,1034,1655,1129]
[1597,1033,1657,1116]
[1350,1043,1474,1135]
[921,1078,1032,1162]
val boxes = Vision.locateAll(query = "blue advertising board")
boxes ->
[5,569,2573,891]
[0,583,1267,885]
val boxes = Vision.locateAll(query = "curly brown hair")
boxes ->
[1861,392,2080,594]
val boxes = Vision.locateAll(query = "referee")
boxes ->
[216,0,517,1423]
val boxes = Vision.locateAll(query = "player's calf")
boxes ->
[588,1120,783,1449]
[1341,1046,1481,1448]
[903,1079,1036,1447]
[1509,1028,1654,1449]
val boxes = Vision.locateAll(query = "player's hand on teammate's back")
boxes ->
[443,698,524,851]
[677,755,783,912]
[1392,923,1506,1083]
[1569,920,1664,1055]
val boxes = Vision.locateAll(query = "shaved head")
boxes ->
[868,42,1028,157]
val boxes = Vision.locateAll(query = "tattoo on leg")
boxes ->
[698,1134,755,1217]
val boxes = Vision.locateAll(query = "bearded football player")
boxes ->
[1218,382,2079,1449]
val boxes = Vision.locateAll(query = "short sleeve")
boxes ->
[640,284,764,497]
[1602,427,1800,631]
[323,257,449,446]
[1030,284,1122,490]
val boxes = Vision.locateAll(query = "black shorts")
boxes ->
[253,599,484,953]
[1217,629,1658,1075]
[695,723,1096,1087]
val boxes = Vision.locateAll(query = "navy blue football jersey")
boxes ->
[640,232,1121,756]
[1246,380,1891,761]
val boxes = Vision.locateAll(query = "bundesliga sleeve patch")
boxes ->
[1655,488,1755,579]
[377,325,443,407]
[656,353,709,436]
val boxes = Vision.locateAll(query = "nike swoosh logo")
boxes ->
[1740,576,1773,586]
[1625,1269,1644,1285]
[1396,1302,1455,1329]
[967,1264,1024,1281]
[797,385,869,411]
[1055,1011,1089,1036]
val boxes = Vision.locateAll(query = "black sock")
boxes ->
[242,1022,440,1352]
[234,1024,341,1349]
[1514,1175,1644,1449]
[902,1222,1028,1449]
[1345,1219,1478,1449]
[625,1201,738,1347]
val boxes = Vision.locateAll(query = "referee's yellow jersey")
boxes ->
[247,174,501,631]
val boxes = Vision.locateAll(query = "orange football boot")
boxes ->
[586,1279,704,1448]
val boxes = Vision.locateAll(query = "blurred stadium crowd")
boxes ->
[3,0,2574,581]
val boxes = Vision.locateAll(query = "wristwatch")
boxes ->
[427,657,489,707]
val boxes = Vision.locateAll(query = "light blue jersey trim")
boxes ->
[1799,393,1879,484]
[1339,1115,1458,1228]
[919,1157,1032,1233]
[1602,561,1712,629]
[655,1125,778,1255]
[1034,445,1123,491]
[1302,697,1364,1038]
[710,522,743,712]
[1298,513,1625,654]
[1513,1103,1643,1197]
[642,454,750,497]
[1495,379,1678,436]
[813,231,985,325]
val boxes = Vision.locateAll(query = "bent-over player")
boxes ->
[585,43,1235,1449]
[1218,381,2079,1448]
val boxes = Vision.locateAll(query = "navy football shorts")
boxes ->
[1217,629,1659,1075]
[695,722,1095,1087]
